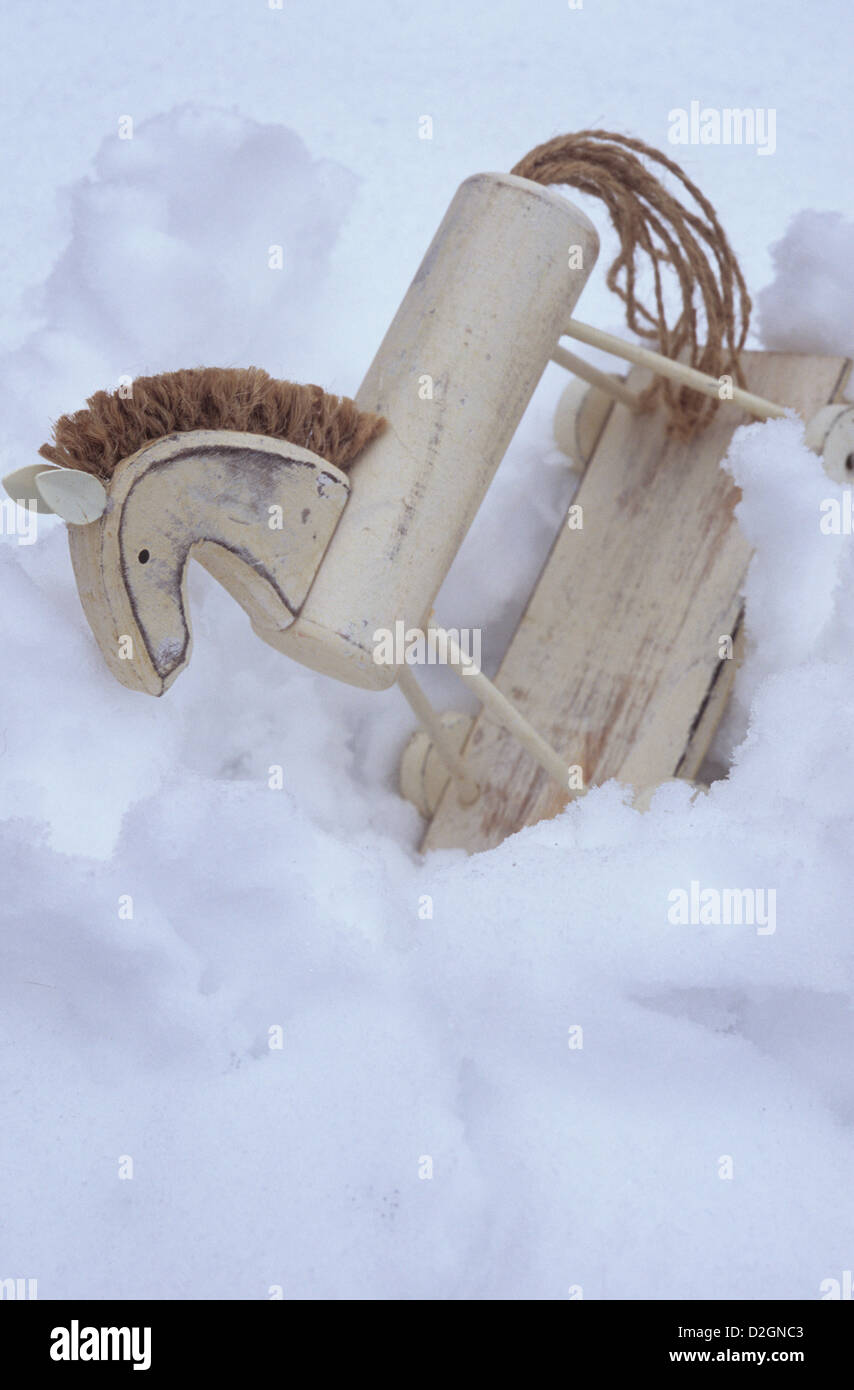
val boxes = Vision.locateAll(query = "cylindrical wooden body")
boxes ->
[268,171,598,688]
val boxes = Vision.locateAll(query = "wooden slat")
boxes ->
[422,352,851,853]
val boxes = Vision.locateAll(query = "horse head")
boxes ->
[4,430,350,694]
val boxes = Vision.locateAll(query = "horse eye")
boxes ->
[138,549,150,564]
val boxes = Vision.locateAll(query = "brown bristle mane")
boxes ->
[38,367,387,479]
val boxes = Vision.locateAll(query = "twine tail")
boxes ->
[512,130,751,437]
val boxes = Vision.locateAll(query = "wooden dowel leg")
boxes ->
[551,344,642,411]
[563,319,790,422]
[397,666,480,805]
[435,628,575,795]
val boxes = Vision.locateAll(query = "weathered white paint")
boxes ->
[563,318,789,421]
[66,430,350,696]
[553,376,620,472]
[399,709,473,818]
[2,462,60,514]
[273,172,599,688]
[397,678,477,810]
[423,351,851,852]
[36,468,107,524]
[551,345,640,413]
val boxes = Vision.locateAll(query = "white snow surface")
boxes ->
[1,0,854,1300]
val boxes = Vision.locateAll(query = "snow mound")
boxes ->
[2,104,854,1300]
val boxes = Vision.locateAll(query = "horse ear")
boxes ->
[2,463,60,514]
[35,468,108,524]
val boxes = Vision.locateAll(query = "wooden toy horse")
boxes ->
[36,431,351,696]
[5,131,851,851]
[5,167,597,774]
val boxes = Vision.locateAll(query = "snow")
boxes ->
[2,0,854,1300]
